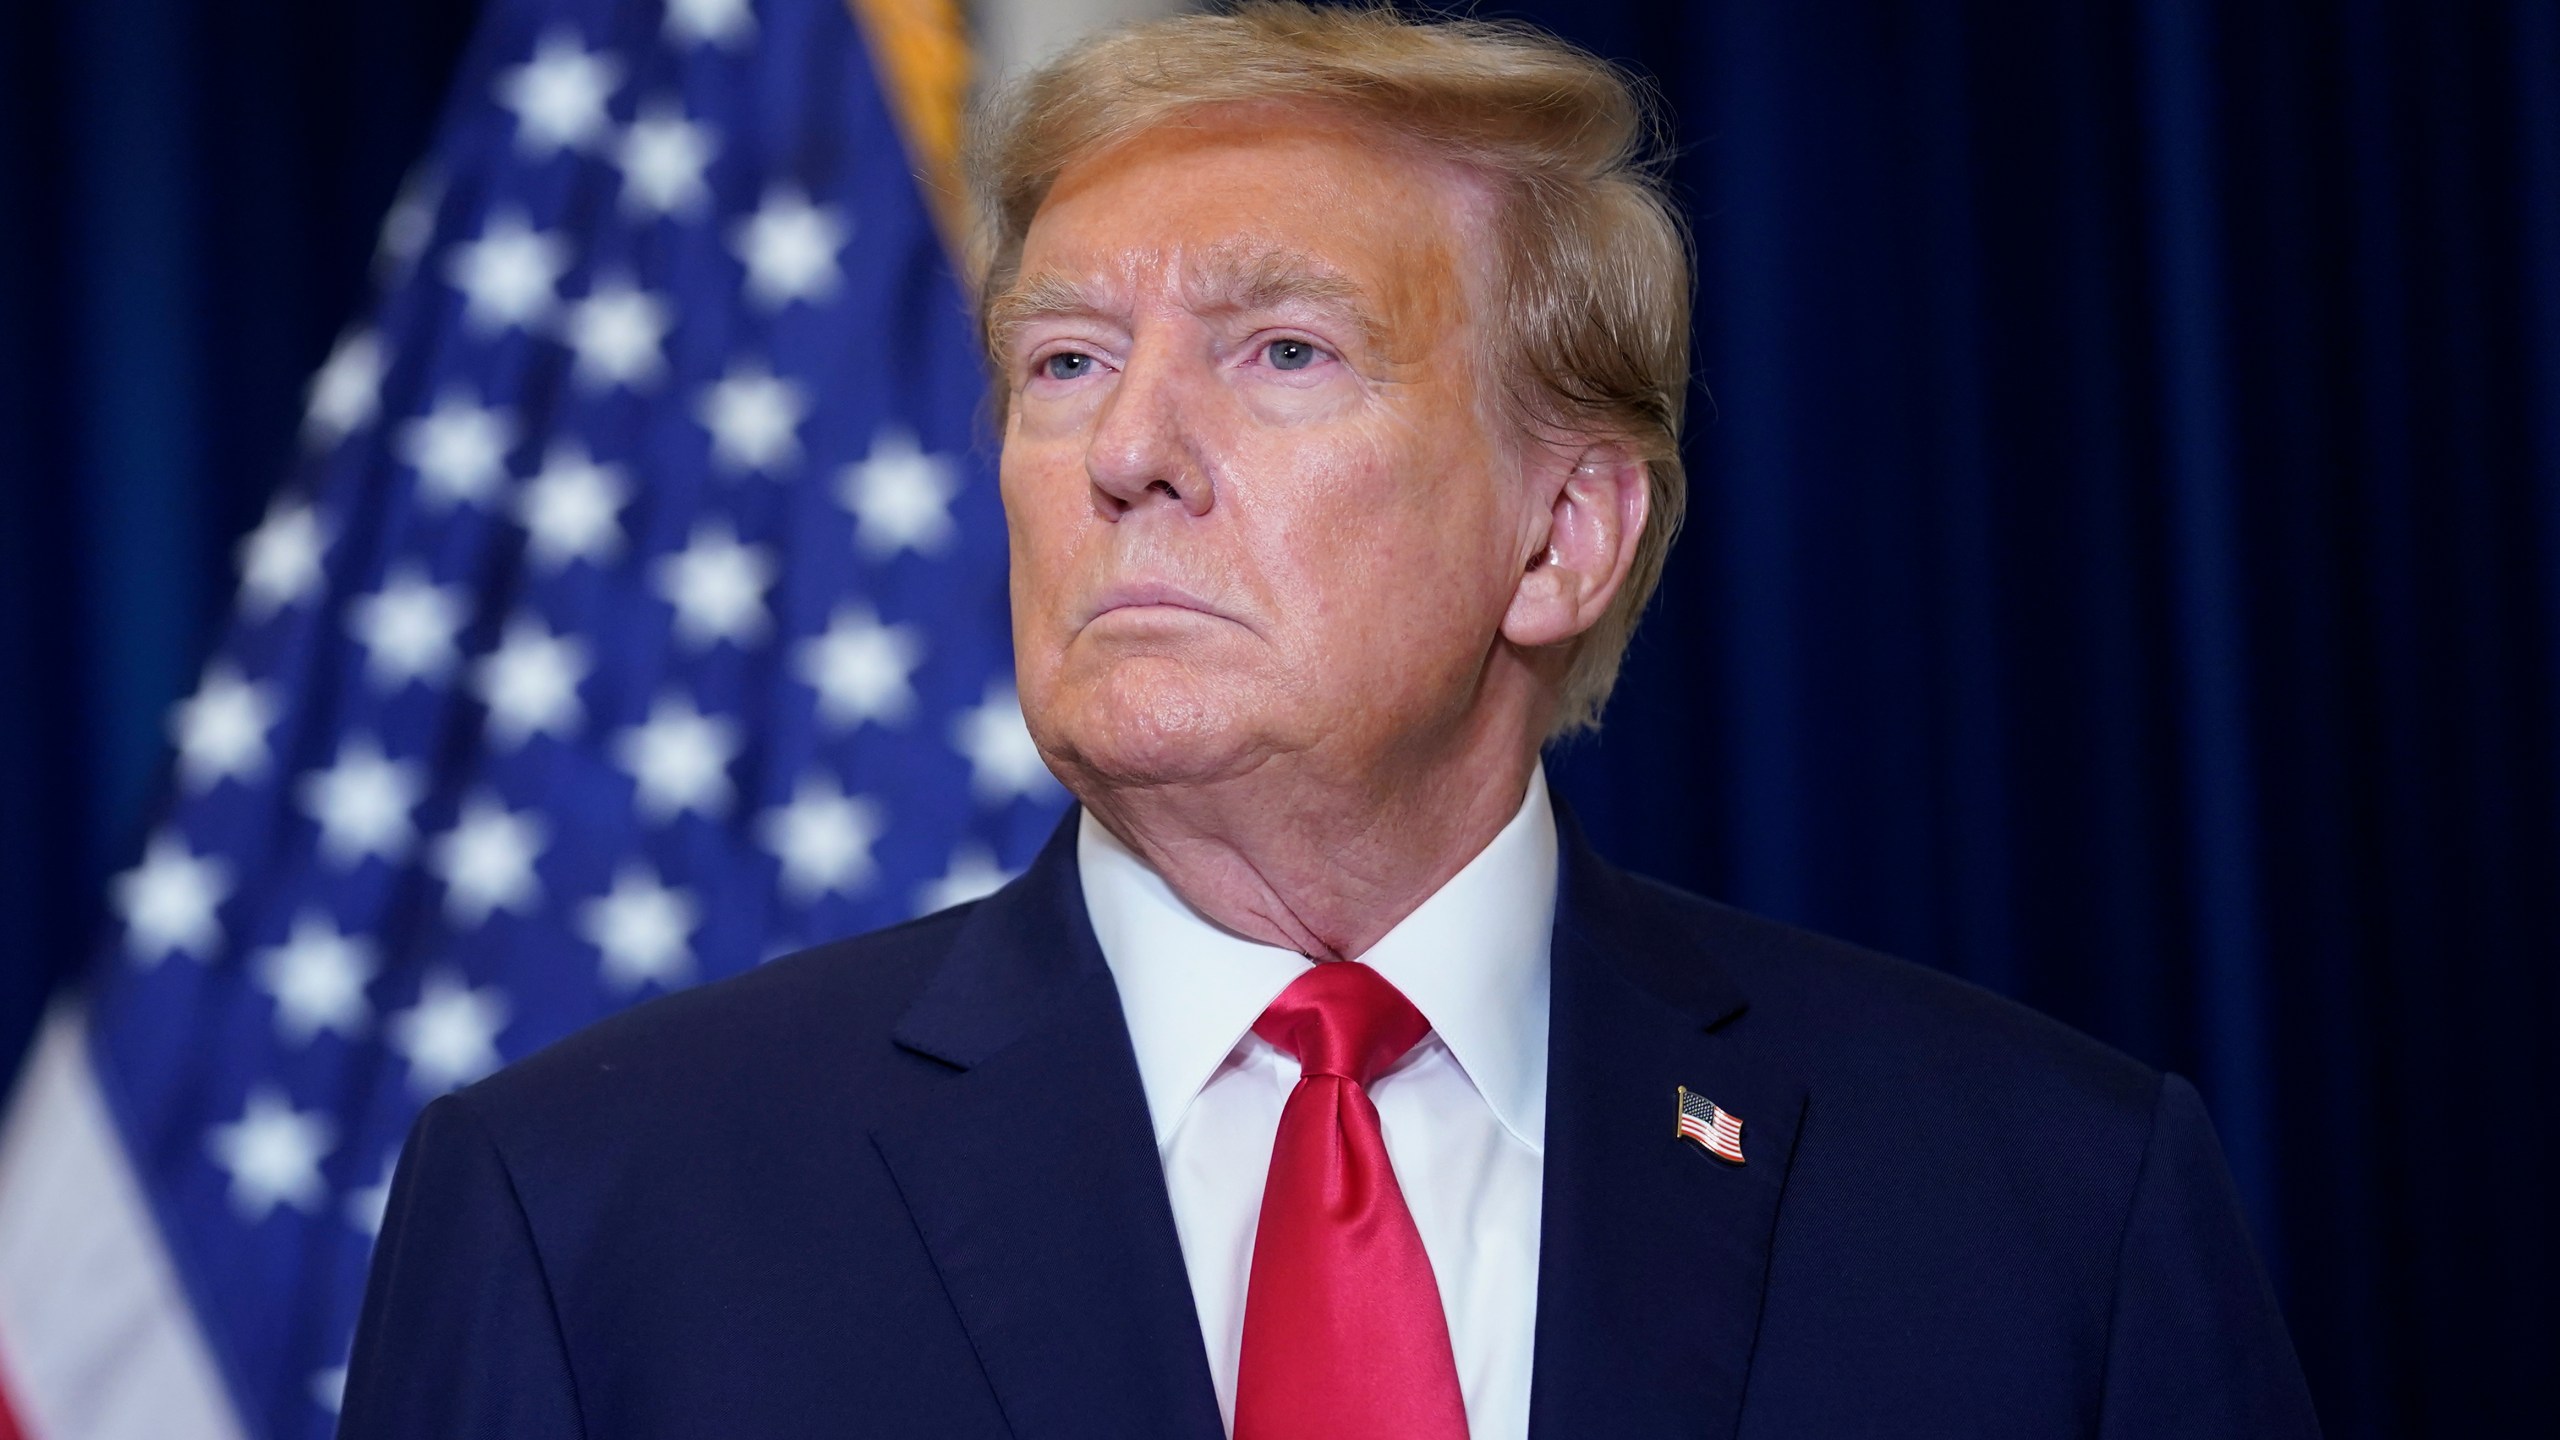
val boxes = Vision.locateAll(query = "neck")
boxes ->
[1073,719,1541,962]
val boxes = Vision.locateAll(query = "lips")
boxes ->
[1082,579,1238,628]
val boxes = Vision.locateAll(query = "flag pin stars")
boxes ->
[1676,1085,1746,1166]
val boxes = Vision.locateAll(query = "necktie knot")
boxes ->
[1252,961,1431,1087]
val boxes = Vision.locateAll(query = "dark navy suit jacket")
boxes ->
[339,810,2320,1438]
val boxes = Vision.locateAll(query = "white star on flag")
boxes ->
[794,603,923,728]
[562,276,673,391]
[613,692,742,821]
[387,970,511,1096]
[303,328,387,449]
[841,426,959,558]
[206,1087,336,1221]
[253,910,378,1046]
[952,683,1058,804]
[429,792,548,927]
[236,495,328,618]
[664,0,757,52]
[299,734,426,867]
[578,863,701,993]
[654,520,776,649]
[473,613,592,747]
[348,564,467,689]
[170,661,281,792]
[515,442,630,568]
[615,100,718,219]
[374,167,442,285]
[395,391,516,509]
[494,30,621,156]
[343,1159,397,1239]
[444,210,570,333]
[758,772,886,901]
[695,360,808,475]
[730,184,851,309]
[112,829,233,966]
[310,1367,350,1418]
[917,843,1014,915]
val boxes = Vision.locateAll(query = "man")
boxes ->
[341,6,2320,1437]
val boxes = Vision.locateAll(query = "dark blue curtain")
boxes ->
[1,2,2551,1437]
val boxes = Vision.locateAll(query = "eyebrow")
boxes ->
[985,272,1105,359]
[987,245,1380,357]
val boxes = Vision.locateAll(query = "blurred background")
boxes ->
[1,0,2552,1436]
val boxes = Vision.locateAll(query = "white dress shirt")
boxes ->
[1078,769,1556,1440]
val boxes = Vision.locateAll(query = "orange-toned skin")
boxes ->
[997,107,1648,961]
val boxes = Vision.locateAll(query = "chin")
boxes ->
[1033,657,1275,790]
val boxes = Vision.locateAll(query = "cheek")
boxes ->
[1001,448,1092,627]
[1224,420,1513,669]
[1001,409,1094,527]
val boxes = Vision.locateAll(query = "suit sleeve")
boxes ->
[337,1092,584,1440]
[2094,1073,2321,1439]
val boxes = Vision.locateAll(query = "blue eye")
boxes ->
[1041,352,1093,381]
[1265,339,1319,372]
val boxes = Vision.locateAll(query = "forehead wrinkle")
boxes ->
[1178,243,1373,337]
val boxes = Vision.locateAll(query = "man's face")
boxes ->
[996,113,1537,791]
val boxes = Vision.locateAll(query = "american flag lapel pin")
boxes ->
[1676,1085,1747,1166]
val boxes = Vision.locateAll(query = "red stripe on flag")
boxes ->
[0,1369,29,1440]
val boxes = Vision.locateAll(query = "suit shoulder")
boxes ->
[1622,871,2162,1129]
[456,901,977,1142]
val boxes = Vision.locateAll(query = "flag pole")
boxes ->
[846,0,978,274]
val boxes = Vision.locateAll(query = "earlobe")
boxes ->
[1501,449,1648,651]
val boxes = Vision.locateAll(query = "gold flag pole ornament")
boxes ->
[846,0,976,266]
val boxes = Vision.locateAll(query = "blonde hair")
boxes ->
[967,1,1691,734]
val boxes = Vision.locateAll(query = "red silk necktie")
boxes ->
[1233,962,1470,1440]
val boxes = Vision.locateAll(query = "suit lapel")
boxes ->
[1528,812,1810,1440]
[870,817,1225,1440]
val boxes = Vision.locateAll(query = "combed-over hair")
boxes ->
[966,1,1691,734]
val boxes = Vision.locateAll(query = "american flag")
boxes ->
[1677,1086,1746,1165]
[0,2,1064,1438]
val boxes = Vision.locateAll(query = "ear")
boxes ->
[1501,444,1650,650]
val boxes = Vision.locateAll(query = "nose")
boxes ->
[1084,342,1214,520]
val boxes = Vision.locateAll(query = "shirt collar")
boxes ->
[1079,768,1556,1154]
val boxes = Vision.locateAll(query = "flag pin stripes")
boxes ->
[1676,1085,1746,1165]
